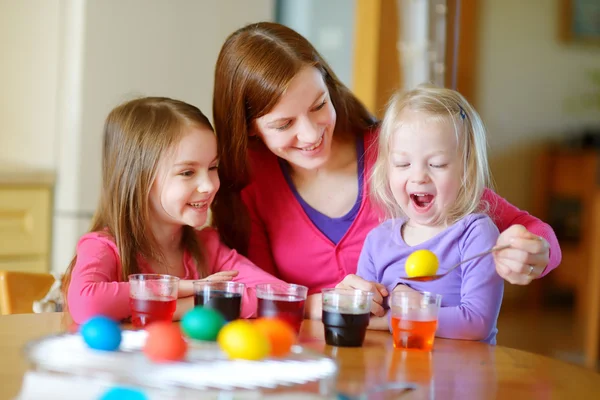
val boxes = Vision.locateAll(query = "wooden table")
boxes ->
[1,313,600,399]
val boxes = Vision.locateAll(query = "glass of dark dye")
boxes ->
[192,281,245,321]
[255,283,308,333]
[321,288,373,347]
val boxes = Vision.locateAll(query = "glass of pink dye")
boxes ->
[129,274,179,328]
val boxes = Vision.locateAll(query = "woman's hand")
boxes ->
[336,274,388,317]
[178,271,239,297]
[493,224,549,285]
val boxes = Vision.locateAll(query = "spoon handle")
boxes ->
[446,244,510,274]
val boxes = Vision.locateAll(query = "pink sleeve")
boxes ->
[241,186,279,277]
[67,236,131,324]
[483,188,562,277]
[198,228,286,318]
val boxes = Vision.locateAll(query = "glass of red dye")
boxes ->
[129,274,179,328]
[255,283,308,333]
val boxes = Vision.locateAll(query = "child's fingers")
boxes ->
[336,274,387,307]
[202,270,239,282]
[338,274,367,289]
[212,271,239,278]
[373,282,388,297]
[370,301,386,317]
[342,275,382,293]
[214,270,239,276]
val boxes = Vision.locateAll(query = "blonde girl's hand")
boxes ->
[493,225,550,285]
[392,284,420,294]
[336,274,388,317]
[177,271,240,297]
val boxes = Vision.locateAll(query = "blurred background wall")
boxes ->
[0,0,275,273]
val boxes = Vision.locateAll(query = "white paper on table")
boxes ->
[17,371,264,400]
[17,371,333,400]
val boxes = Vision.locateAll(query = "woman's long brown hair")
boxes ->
[62,97,213,306]
[212,22,377,255]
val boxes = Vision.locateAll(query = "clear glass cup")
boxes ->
[128,274,179,328]
[321,288,373,347]
[193,281,245,321]
[255,283,308,333]
[389,291,442,351]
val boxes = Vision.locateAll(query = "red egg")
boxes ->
[143,321,187,362]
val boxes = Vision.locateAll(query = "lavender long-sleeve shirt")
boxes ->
[357,213,503,344]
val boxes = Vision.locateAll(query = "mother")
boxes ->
[211,22,561,316]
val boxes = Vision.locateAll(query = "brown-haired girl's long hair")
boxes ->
[62,97,213,304]
[212,22,377,255]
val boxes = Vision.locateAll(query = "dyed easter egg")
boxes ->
[80,316,122,351]
[99,386,148,400]
[253,318,296,357]
[143,321,188,362]
[405,249,439,278]
[217,319,270,360]
[181,306,226,341]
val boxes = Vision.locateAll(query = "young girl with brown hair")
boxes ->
[64,97,284,324]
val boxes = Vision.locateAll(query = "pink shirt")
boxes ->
[67,227,284,324]
[241,129,561,294]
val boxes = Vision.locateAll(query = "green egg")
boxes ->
[181,306,226,341]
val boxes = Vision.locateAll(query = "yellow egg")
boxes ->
[217,320,270,361]
[405,249,439,277]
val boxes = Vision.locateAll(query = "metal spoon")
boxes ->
[401,244,510,282]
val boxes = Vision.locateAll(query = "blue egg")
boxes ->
[99,386,148,400]
[81,316,122,351]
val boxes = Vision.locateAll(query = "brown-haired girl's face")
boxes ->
[150,126,220,229]
[254,66,337,170]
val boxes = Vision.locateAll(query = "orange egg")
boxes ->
[143,321,188,362]
[253,317,297,357]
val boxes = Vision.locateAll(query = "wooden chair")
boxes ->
[0,271,55,315]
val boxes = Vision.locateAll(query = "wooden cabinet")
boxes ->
[0,169,53,274]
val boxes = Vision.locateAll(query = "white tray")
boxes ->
[24,330,337,395]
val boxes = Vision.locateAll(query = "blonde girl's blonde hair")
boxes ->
[371,84,492,224]
[62,97,214,304]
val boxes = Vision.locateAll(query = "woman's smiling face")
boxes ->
[254,66,337,171]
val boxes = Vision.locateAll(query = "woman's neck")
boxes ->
[288,134,356,181]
